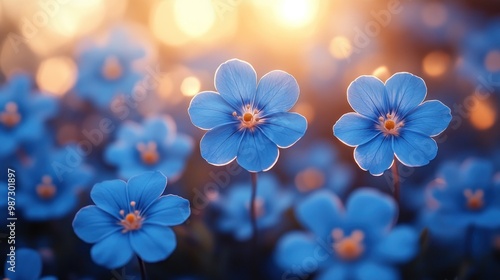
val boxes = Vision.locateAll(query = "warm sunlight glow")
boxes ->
[469,96,496,130]
[329,36,352,60]
[181,76,201,97]
[36,56,77,96]
[275,0,318,28]
[174,0,216,38]
[423,51,450,77]
[372,66,391,81]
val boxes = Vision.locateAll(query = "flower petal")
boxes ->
[130,225,177,262]
[200,123,244,166]
[90,179,129,219]
[4,248,41,280]
[255,70,299,115]
[215,59,257,109]
[373,226,419,263]
[127,171,167,211]
[385,72,427,117]
[259,112,307,148]
[296,190,343,239]
[393,131,437,167]
[476,208,500,229]
[188,91,238,130]
[73,206,121,243]
[347,75,388,120]
[404,100,451,136]
[333,112,380,147]
[143,116,173,141]
[316,265,349,280]
[236,129,279,172]
[345,188,396,233]
[462,159,494,189]
[354,134,394,176]
[275,232,326,274]
[91,232,134,269]
[144,195,190,226]
[354,262,398,280]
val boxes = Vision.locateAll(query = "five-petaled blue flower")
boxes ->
[72,171,190,269]
[275,189,418,280]
[334,72,451,175]
[105,116,193,180]
[217,173,293,240]
[188,59,307,172]
[74,28,146,108]
[3,248,57,280]
[0,74,58,159]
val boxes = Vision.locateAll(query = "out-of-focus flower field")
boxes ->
[1,0,500,279]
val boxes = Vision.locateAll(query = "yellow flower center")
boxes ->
[377,113,404,136]
[0,102,21,128]
[233,104,262,130]
[119,201,144,233]
[463,189,484,210]
[136,142,160,165]
[332,229,365,261]
[102,56,123,80]
[295,168,325,192]
[36,175,57,200]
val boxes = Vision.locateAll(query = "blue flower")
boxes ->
[333,72,451,175]
[188,59,307,172]
[0,74,58,158]
[105,116,193,180]
[72,171,190,269]
[74,28,146,108]
[283,140,353,196]
[425,159,500,233]
[17,144,93,221]
[3,248,57,280]
[217,174,293,240]
[275,189,418,280]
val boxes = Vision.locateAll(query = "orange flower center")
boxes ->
[233,104,262,130]
[119,201,144,233]
[463,189,484,211]
[0,102,21,128]
[332,229,365,261]
[137,142,160,165]
[295,168,325,192]
[102,56,123,80]
[36,175,57,199]
[377,113,404,136]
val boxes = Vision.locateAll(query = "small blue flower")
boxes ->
[105,116,193,180]
[217,174,293,240]
[74,28,146,108]
[334,72,451,175]
[3,248,57,280]
[17,145,92,221]
[72,171,191,269]
[275,189,418,280]
[0,74,58,158]
[188,59,307,172]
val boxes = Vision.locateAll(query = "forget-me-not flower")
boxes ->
[3,248,57,280]
[105,116,193,180]
[334,72,451,175]
[275,189,418,280]
[188,59,307,172]
[73,171,190,269]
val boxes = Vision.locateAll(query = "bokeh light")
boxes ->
[174,0,216,38]
[180,76,201,97]
[36,56,77,96]
[469,95,496,130]
[372,65,391,81]
[422,51,451,77]
[329,36,353,60]
[274,0,319,28]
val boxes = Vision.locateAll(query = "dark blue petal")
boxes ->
[347,75,388,120]
[130,225,177,262]
[116,123,141,143]
[90,179,129,219]
[476,209,500,228]
[392,131,437,167]
[127,171,167,211]
[404,101,451,136]
[4,248,41,280]
[296,190,343,239]
[73,206,121,243]
[188,91,238,130]
[354,134,394,176]
[104,143,136,166]
[0,134,16,157]
[234,224,253,240]
[15,117,43,140]
[373,226,418,263]
[345,188,396,232]
[236,129,278,172]
[385,72,426,117]
[29,95,58,119]
[316,266,349,280]
[215,59,257,109]
[144,195,190,226]
[200,123,244,166]
[259,112,307,148]
[143,117,172,140]
[354,262,398,280]
[255,70,299,115]
[333,113,380,147]
[90,232,134,269]
[275,232,325,274]
[462,159,494,189]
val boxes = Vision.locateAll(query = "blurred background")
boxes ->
[1,0,500,279]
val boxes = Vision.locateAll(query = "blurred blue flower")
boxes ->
[275,189,418,280]
[0,74,57,158]
[105,116,193,180]
[188,59,307,172]
[333,72,451,175]
[283,140,353,196]
[74,28,146,108]
[3,248,57,280]
[73,171,190,269]
[217,174,293,240]
[17,144,92,221]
